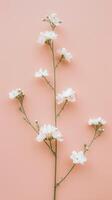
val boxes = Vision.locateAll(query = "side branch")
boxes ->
[42,76,54,90]
[56,100,68,118]
[19,102,38,132]
[56,129,99,186]
[56,164,75,187]
[55,56,63,68]
[19,101,55,155]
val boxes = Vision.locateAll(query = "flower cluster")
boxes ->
[35,68,48,78]
[88,117,106,126]
[56,88,76,104]
[70,151,87,165]
[9,88,24,100]
[36,124,63,142]
[43,13,62,28]
[37,31,57,45]
[88,117,106,135]
[58,48,72,62]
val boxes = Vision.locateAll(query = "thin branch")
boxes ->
[56,164,75,187]
[44,139,55,155]
[35,120,40,131]
[19,101,55,155]
[19,102,38,132]
[55,56,63,68]
[42,75,54,90]
[56,100,68,118]
[56,129,99,186]
[83,129,98,153]
[49,139,53,152]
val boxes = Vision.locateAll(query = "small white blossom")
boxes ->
[88,117,106,126]
[56,88,76,104]
[9,88,24,100]
[35,68,48,78]
[58,48,72,62]
[36,124,63,142]
[47,13,62,26]
[70,151,87,165]
[37,31,57,45]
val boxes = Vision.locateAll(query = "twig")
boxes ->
[19,101,55,155]
[56,100,68,118]
[56,164,75,187]
[56,129,98,186]
[83,128,98,153]
[49,139,53,152]
[55,56,63,68]
[42,76,54,90]
[19,102,38,132]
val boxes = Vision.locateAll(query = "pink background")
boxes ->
[0,0,112,199]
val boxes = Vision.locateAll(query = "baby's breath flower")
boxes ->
[36,124,63,142]
[9,88,24,100]
[56,88,76,104]
[88,117,106,126]
[88,117,106,135]
[70,151,87,165]
[37,31,57,45]
[35,68,48,78]
[43,13,62,27]
[58,48,72,62]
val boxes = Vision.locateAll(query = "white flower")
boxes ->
[56,88,76,104]
[58,48,72,62]
[37,31,57,45]
[35,68,48,78]
[88,117,106,126]
[70,151,87,165]
[9,88,24,99]
[36,124,63,142]
[47,13,62,26]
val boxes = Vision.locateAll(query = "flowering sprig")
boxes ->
[9,89,55,155]
[35,68,54,90]
[57,117,106,187]
[37,31,57,45]
[70,151,87,165]
[42,13,62,30]
[35,68,49,78]
[88,117,106,135]
[58,48,72,63]
[36,124,63,142]
[9,88,24,102]
[56,88,76,104]
[9,13,106,200]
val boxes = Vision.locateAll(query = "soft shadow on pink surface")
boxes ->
[0,0,112,199]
